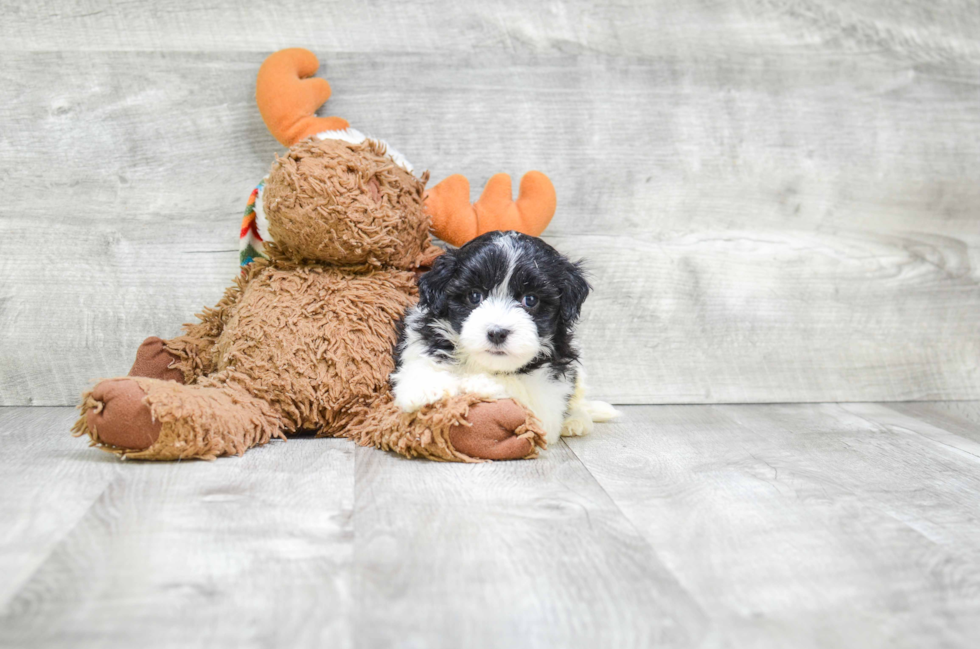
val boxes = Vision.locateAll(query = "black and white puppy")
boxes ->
[390,230,616,444]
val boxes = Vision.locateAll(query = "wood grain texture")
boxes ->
[0,408,118,607]
[877,401,980,446]
[565,403,980,648]
[2,3,980,405]
[0,408,355,649]
[2,0,979,63]
[4,403,980,648]
[868,401,980,446]
[352,441,706,649]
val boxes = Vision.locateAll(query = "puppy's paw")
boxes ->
[457,374,509,401]
[394,374,460,413]
[561,408,594,437]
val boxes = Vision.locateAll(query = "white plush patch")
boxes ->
[314,128,414,173]
[253,183,271,242]
[314,127,367,145]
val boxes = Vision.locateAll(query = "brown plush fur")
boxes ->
[170,250,418,435]
[263,138,432,268]
[73,138,546,461]
[347,393,543,463]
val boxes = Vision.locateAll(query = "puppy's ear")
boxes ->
[418,250,457,316]
[559,260,591,324]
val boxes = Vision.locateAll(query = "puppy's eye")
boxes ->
[468,290,484,305]
[521,294,539,309]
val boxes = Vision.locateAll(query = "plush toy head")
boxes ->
[262,136,431,268]
[253,48,558,260]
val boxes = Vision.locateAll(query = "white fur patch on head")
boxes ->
[314,128,414,172]
[459,296,541,372]
[490,233,519,298]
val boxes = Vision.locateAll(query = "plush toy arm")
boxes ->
[256,48,349,147]
[346,394,546,462]
[162,261,265,382]
[163,319,222,381]
[425,171,556,247]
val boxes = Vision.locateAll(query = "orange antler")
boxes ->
[256,48,349,147]
[425,171,557,247]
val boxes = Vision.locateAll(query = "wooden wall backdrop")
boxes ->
[1,1,978,406]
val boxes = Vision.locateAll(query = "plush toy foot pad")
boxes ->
[129,337,184,383]
[449,399,534,460]
[86,379,161,450]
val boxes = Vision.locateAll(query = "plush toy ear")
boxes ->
[559,260,591,324]
[256,48,350,147]
[418,250,457,316]
[425,171,556,247]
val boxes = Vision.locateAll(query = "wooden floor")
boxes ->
[2,402,979,648]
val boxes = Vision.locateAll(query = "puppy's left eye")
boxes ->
[521,294,539,309]
[468,290,484,305]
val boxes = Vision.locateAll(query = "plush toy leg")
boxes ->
[129,337,185,383]
[73,377,283,461]
[347,394,547,462]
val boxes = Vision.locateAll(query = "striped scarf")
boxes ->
[239,179,270,267]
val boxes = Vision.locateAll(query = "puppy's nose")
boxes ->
[487,328,511,345]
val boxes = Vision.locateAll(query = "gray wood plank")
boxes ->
[2,39,980,405]
[0,408,355,649]
[565,403,980,649]
[0,408,119,606]
[885,401,980,442]
[864,401,980,448]
[352,441,707,649]
[2,0,979,63]
[4,403,980,647]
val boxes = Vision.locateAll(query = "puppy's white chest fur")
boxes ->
[392,356,574,444]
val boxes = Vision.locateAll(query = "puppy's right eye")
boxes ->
[468,290,484,305]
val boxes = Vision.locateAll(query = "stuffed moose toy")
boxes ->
[72,48,558,462]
